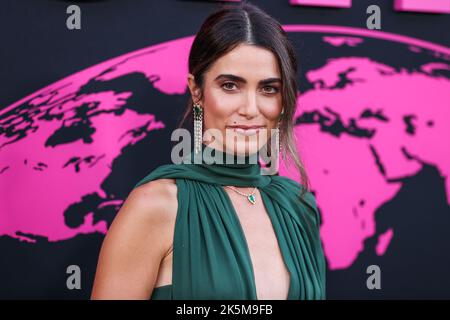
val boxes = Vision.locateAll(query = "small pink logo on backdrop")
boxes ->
[290,0,352,8]
[394,0,450,14]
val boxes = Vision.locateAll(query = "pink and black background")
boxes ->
[1,0,449,299]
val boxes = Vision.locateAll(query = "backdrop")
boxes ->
[1,0,449,299]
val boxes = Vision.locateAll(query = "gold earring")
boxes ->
[277,111,284,159]
[193,102,203,154]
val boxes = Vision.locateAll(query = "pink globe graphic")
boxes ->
[1,25,449,296]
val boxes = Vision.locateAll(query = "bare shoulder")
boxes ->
[90,178,178,299]
[118,178,178,233]
[121,178,178,254]
[130,178,178,217]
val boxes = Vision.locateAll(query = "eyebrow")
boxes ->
[214,74,282,85]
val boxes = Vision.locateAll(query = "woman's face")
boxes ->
[188,43,283,157]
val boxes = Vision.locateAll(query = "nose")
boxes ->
[238,92,259,118]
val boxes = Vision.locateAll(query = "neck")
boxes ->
[179,142,272,187]
[192,142,260,167]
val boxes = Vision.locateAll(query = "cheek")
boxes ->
[261,101,282,125]
[203,88,237,127]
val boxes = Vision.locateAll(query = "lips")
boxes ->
[226,125,265,136]
[227,125,265,130]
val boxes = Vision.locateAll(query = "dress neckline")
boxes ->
[180,142,273,188]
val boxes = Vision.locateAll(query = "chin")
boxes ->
[228,139,261,158]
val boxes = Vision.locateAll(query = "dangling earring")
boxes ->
[193,102,203,154]
[275,110,284,160]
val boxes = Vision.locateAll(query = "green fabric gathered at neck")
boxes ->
[133,142,326,300]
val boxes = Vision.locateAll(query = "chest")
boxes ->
[224,188,291,299]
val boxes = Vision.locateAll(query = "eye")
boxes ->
[262,86,279,94]
[222,82,237,91]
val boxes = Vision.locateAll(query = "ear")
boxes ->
[187,73,202,103]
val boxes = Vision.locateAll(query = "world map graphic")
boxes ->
[1,25,449,297]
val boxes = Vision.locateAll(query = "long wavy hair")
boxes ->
[177,1,310,197]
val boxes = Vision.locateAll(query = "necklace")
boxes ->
[224,186,257,205]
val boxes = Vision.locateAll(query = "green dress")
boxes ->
[132,143,326,300]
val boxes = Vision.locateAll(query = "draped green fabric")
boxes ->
[132,143,326,300]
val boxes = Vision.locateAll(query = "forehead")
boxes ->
[207,44,281,79]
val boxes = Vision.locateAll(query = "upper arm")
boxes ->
[90,179,178,300]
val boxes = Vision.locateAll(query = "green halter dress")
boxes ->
[132,143,326,300]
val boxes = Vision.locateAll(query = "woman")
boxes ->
[91,1,326,300]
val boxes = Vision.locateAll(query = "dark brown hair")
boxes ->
[177,1,310,197]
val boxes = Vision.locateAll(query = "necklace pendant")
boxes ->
[247,194,256,205]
